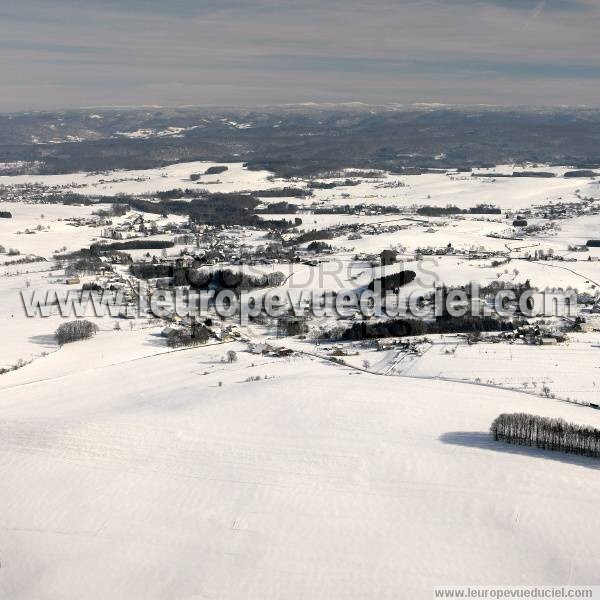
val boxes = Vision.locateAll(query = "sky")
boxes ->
[0,0,598,111]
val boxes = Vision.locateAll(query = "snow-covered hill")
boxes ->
[1,345,599,599]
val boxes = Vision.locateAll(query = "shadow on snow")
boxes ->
[440,431,600,471]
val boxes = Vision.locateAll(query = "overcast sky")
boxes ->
[0,0,598,111]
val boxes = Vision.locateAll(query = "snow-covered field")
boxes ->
[1,161,598,210]
[0,202,110,258]
[0,162,280,197]
[2,345,600,599]
[331,332,600,406]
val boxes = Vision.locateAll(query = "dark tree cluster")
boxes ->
[65,256,105,275]
[44,192,96,205]
[110,203,129,216]
[344,318,428,340]
[184,268,286,291]
[416,204,501,216]
[260,217,298,230]
[130,263,173,279]
[368,270,416,292]
[473,171,556,178]
[132,262,287,290]
[184,194,267,227]
[279,317,309,336]
[204,165,228,175]
[511,171,556,178]
[477,279,532,298]
[91,240,173,252]
[258,201,298,214]
[306,241,332,252]
[3,256,45,266]
[343,315,519,341]
[252,187,311,198]
[417,205,463,216]
[308,181,337,189]
[0,211,12,218]
[293,229,334,244]
[155,188,207,200]
[127,197,166,214]
[166,326,210,348]
[55,320,98,346]
[564,170,599,178]
[491,413,600,458]
[314,203,403,215]
[308,179,360,189]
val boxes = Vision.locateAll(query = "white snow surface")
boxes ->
[1,345,600,599]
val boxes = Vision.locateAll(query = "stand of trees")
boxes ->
[187,268,286,291]
[307,241,332,252]
[0,211,12,218]
[491,413,600,458]
[204,165,228,175]
[250,187,310,197]
[343,314,519,340]
[55,320,98,345]
[91,240,173,252]
[564,170,599,178]
[65,257,104,275]
[132,263,286,291]
[166,325,210,348]
[416,204,501,216]
[258,201,298,214]
[308,179,361,189]
[473,171,556,178]
[293,229,334,244]
[369,270,416,292]
[130,263,172,279]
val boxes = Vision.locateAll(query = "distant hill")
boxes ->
[1,104,600,176]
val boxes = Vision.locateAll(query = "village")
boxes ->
[3,163,600,403]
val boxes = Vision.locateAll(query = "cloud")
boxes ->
[0,0,599,110]
[444,0,588,10]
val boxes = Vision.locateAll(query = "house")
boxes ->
[276,348,295,357]
[578,322,594,333]
[376,339,393,351]
[65,277,81,285]
[540,337,558,345]
[248,342,272,355]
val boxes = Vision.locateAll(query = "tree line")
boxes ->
[491,412,600,458]
[91,240,174,252]
[343,314,519,340]
[416,204,501,216]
